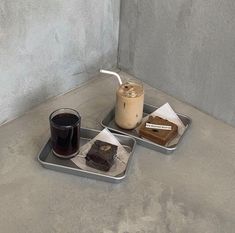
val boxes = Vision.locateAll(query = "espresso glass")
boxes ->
[49,108,81,159]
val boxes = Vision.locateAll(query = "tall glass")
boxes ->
[115,79,144,129]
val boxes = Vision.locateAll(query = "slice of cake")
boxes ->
[139,116,178,146]
[86,140,118,171]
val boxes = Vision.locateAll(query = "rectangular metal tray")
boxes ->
[101,103,192,154]
[38,127,136,183]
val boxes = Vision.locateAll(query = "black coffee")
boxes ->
[50,113,80,157]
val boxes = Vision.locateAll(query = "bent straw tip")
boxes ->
[99,69,122,85]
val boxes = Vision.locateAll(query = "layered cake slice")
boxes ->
[86,140,118,171]
[139,116,178,146]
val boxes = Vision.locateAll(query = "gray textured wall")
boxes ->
[0,0,120,125]
[118,0,235,126]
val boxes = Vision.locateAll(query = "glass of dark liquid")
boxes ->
[49,108,81,159]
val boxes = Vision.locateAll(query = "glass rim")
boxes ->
[49,108,80,128]
[120,79,144,98]
[123,79,144,91]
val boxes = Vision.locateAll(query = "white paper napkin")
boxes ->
[71,128,129,176]
[137,103,186,146]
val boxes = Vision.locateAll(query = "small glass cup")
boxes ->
[49,108,81,159]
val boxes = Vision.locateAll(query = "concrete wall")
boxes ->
[0,0,120,125]
[118,0,235,126]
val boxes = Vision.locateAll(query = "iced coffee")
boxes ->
[115,81,144,129]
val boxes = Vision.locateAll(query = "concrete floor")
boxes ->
[0,72,235,233]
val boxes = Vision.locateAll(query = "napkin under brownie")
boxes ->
[85,140,118,171]
[139,116,178,145]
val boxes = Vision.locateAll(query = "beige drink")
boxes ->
[115,81,144,129]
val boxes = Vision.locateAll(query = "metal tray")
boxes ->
[101,103,192,154]
[38,127,136,183]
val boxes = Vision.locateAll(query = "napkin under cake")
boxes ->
[86,140,118,171]
[139,116,178,145]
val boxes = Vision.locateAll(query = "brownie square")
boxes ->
[85,140,118,171]
[139,116,178,146]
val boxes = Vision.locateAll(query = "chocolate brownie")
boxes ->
[139,116,178,146]
[86,140,118,171]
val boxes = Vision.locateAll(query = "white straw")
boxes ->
[100,69,122,85]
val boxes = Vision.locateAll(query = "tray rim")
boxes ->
[37,127,136,182]
[101,103,192,153]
